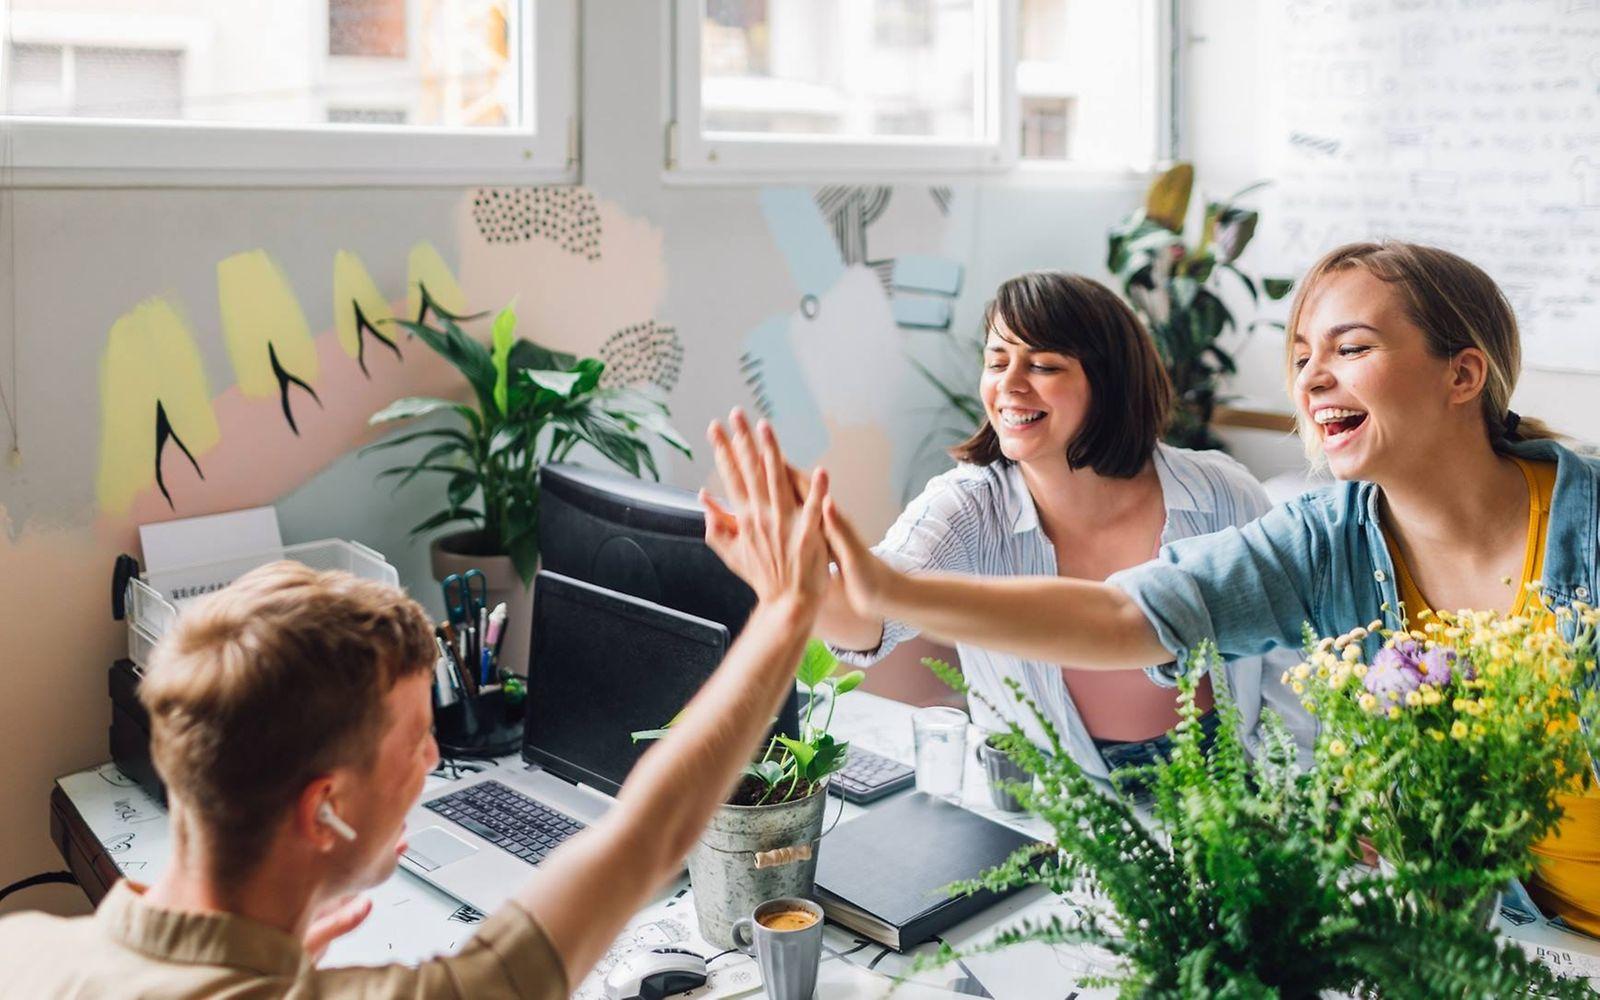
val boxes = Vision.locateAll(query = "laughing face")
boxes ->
[980,318,1091,467]
[1291,268,1459,483]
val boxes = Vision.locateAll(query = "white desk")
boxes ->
[54,692,1600,998]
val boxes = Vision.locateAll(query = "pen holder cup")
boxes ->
[434,688,523,758]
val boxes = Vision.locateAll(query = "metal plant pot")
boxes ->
[686,782,830,949]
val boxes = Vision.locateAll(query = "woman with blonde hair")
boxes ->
[719,240,1600,934]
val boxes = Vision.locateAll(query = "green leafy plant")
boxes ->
[366,291,691,582]
[633,639,865,806]
[1107,162,1295,451]
[915,649,1594,999]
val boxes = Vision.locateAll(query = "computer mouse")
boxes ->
[603,946,709,1000]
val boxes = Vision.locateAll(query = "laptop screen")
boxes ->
[524,571,772,796]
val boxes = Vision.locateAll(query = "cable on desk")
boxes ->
[0,870,76,905]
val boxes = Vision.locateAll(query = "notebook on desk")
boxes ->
[814,792,1042,951]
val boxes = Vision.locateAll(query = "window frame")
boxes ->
[0,0,579,188]
[666,0,1175,184]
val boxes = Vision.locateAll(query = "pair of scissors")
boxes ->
[441,569,488,627]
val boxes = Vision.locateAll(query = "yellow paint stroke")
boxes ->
[332,250,395,360]
[407,240,466,322]
[96,297,219,515]
[217,250,318,397]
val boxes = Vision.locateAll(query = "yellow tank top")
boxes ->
[1384,457,1600,936]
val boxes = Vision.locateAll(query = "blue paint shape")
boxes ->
[891,255,964,296]
[742,315,830,465]
[892,294,954,330]
[759,188,846,298]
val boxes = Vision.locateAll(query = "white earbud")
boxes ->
[317,801,358,842]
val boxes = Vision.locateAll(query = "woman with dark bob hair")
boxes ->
[707,271,1287,790]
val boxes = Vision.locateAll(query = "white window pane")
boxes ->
[1,0,524,129]
[7,43,67,116]
[75,47,183,120]
[701,0,985,142]
[1017,0,1153,165]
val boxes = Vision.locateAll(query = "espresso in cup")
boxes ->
[756,908,818,932]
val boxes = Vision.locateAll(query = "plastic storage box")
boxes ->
[123,538,398,670]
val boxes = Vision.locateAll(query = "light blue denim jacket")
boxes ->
[1108,437,1600,788]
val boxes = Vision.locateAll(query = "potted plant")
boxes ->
[1106,162,1295,451]
[915,650,1592,998]
[367,292,691,673]
[1299,595,1600,925]
[634,640,864,947]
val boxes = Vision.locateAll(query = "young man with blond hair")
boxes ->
[0,424,827,998]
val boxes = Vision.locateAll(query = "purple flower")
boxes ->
[1417,647,1459,687]
[1364,642,1423,704]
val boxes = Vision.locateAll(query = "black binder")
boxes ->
[814,792,1041,951]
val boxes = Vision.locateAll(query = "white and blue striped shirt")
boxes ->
[831,443,1309,779]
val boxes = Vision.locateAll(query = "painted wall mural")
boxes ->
[738,185,968,531]
[88,187,678,532]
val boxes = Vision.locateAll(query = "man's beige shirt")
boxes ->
[0,880,567,998]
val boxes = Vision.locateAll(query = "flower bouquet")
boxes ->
[1297,589,1600,921]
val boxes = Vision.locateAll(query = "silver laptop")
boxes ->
[401,572,799,914]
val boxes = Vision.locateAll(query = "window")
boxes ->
[675,0,1009,175]
[1015,0,1164,169]
[1,0,577,186]
[671,0,1168,178]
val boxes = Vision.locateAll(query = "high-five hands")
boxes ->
[699,409,830,610]
[703,409,896,619]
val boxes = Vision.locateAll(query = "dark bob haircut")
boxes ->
[951,271,1171,479]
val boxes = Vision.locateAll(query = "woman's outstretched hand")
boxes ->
[700,408,829,609]
[820,491,897,617]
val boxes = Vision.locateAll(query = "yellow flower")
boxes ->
[1293,663,1312,681]
[1291,680,1306,695]
[1328,739,1347,757]
[1359,693,1378,712]
[1280,670,1292,685]
[1342,644,1363,664]
[1421,686,1442,706]
[1451,720,1469,739]
[1430,729,1446,742]
[1353,663,1368,679]
[1405,691,1423,707]
[1389,707,1403,721]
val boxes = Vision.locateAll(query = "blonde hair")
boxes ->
[140,562,435,877]
[1284,241,1557,462]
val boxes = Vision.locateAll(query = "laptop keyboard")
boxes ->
[829,745,915,803]
[423,780,586,865]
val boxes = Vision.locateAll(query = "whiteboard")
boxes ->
[1260,0,1600,372]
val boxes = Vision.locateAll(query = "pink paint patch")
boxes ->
[111,311,465,531]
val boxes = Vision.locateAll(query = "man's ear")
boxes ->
[1447,347,1490,407]
[296,777,342,853]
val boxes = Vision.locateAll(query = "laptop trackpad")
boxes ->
[404,827,478,872]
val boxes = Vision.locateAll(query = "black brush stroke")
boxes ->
[352,299,402,377]
[268,342,322,436]
[153,399,204,510]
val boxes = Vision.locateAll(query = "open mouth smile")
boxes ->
[1313,406,1368,447]
[999,407,1045,429]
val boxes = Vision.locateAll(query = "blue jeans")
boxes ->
[1092,710,1221,801]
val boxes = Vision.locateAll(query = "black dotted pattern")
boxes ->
[470,187,602,260]
[600,321,683,393]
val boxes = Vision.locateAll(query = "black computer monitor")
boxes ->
[538,462,757,638]
[524,571,800,794]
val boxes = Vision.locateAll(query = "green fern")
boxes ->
[916,648,1596,998]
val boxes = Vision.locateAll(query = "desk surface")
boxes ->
[55,692,1600,998]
